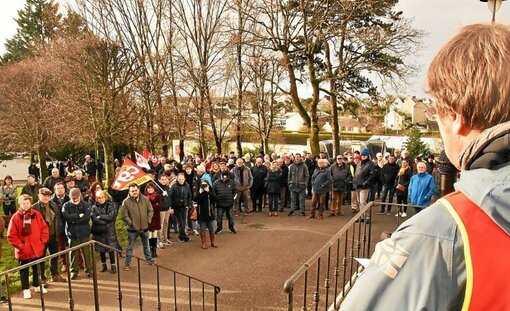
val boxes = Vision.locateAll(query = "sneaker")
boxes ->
[163,240,173,246]
[229,228,237,234]
[192,229,199,236]
[157,242,165,249]
[124,265,131,271]
[395,212,400,217]
[23,289,31,299]
[178,236,191,243]
[34,286,48,294]
[215,229,222,235]
[401,212,407,218]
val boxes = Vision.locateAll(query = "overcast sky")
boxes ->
[1,0,510,96]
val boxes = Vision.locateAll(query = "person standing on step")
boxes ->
[308,159,333,220]
[121,183,154,271]
[32,187,67,284]
[145,183,162,258]
[195,181,217,249]
[91,190,119,274]
[61,188,94,279]
[7,194,49,299]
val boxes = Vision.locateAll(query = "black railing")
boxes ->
[283,201,424,311]
[0,240,221,310]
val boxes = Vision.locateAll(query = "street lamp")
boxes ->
[480,0,506,23]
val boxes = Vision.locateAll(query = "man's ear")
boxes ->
[451,112,469,135]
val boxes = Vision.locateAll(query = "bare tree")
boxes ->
[245,47,286,153]
[171,0,230,156]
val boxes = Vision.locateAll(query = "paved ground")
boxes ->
[5,203,405,310]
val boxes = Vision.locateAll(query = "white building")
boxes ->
[384,109,404,130]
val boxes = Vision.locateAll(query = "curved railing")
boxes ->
[0,240,221,311]
[283,202,425,311]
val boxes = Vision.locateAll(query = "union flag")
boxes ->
[110,158,152,191]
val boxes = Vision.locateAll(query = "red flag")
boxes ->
[142,148,151,160]
[110,158,152,191]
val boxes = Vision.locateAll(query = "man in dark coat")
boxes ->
[32,187,67,283]
[353,149,375,222]
[61,188,93,279]
[169,173,192,242]
[250,157,268,213]
[329,156,352,216]
[212,171,237,234]
[379,154,400,214]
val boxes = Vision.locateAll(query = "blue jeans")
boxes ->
[290,190,306,213]
[125,230,152,265]
[216,206,235,231]
[380,183,395,212]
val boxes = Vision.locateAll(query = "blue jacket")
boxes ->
[408,172,435,207]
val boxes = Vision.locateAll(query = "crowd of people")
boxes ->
[0,147,441,301]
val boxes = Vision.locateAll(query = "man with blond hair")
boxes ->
[341,24,510,310]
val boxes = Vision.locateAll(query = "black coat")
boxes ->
[51,194,70,235]
[353,160,375,189]
[212,178,236,208]
[91,201,119,252]
[381,162,400,185]
[157,183,172,212]
[329,163,352,192]
[395,167,413,192]
[264,170,282,194]
[61,200,91,241]
[170,182,192,210]
[280,164,289,187]
[251,165,268,190]
[195,190,216,222]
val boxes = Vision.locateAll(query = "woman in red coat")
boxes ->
[7,194,49,299]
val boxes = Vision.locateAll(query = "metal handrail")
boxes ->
[1,239,221,311]
[283,201,426,311]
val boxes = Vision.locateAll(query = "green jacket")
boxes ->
[121,194,153,232]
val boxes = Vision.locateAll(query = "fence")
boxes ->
[0,240,220,310]
[283,201,424,311]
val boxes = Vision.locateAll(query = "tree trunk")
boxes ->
[330,91,340,157]
[102,140,115,186]
[179,140,185,161]
[37,145,48,181]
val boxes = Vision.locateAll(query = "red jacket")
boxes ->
[7,208,49,260]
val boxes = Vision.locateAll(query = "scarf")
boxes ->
[398,165,409,177]
[22,210,32,235]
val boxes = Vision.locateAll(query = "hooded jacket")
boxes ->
[340,121,510,310]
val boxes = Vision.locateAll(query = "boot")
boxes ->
[110,264,117,274]
[200,232,208,249]
[100,263,107,273]
[209,232,218,248]
[150,238,158,258]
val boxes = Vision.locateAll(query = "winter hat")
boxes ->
[361,149,370,156]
